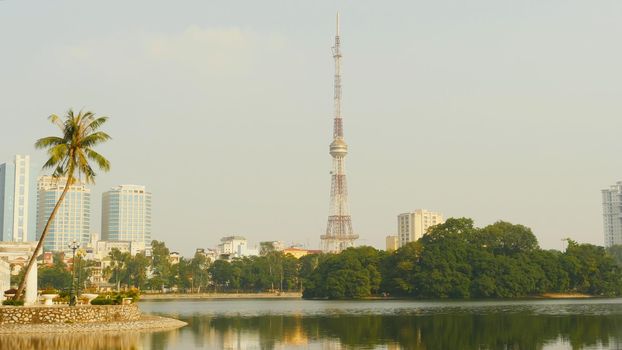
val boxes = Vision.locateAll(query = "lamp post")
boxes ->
[68,240,80,306]
[76,250,83,299]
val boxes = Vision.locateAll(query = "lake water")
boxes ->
[3,298,622,349]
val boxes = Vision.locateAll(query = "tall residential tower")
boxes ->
[36,176,91,252]
[101,185,152,251]
[602,181,622,247]
[321,14,358,253]
[0,155,37,242]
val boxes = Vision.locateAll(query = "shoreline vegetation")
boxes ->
[301,218,622,299]
[137,292,595,300]
[27,218,621,303]
[140,292,303,300]
[127,218,622,301]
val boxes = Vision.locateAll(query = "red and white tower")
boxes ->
[321,13,358,253]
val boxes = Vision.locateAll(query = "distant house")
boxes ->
[169,252,181,265]
[217,236,259,259]
[282,247,322,259]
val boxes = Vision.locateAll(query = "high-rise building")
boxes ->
[386,235,398,252]
[36,176,91,252]
[321,13,358,253]
[0,155,38,242]
[101,185,152,251]
[602,181,622,247]
[397,210,444,248]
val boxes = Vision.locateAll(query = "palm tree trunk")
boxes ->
[14,176,73,301]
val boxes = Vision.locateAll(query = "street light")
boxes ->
[76,249,84,299]
[68,240,80,306]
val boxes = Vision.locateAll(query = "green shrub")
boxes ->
[2,299,24,306]
[53,294,69,303]
[122,288,141,302]
[90,297,115,305]
[90,290,140,305]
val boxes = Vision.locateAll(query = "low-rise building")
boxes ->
[259,241,285,255]
[282,247,322,259]
[195,248,218,262]
[169,252,180,265]
[42,251,54,266]
[0,259,10,299]
[0,242,39,304]
[217,236,259,259]
[218,236,247,255]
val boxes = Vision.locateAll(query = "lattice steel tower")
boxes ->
[321,13,358,253]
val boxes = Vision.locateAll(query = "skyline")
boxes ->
[1,1,622,255]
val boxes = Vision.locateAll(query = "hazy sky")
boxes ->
[1,1,621,256]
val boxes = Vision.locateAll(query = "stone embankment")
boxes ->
[0,304,141,325]
[0,315,187,334]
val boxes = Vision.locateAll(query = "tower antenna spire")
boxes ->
[336,12,340,36]
[321,13,358,253]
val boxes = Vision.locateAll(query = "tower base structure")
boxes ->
[321,234,359,254]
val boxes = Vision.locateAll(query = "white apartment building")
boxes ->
[603,181,622,247]
[217,236,259,258]
[218,236,247,256]
[398,209,444,248]
[36,176,91,252]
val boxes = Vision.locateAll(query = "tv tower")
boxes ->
[321,13,358,253]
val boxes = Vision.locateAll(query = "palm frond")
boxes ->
[85,116,108,132]
[42,145,68,169]
[76,150,96,183]
[86,149,111,172]
[48,114,65,131]
[35,136,64,149]
[79,131,111,148]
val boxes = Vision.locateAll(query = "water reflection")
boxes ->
[173,312,622,349]
[4,300,622,349]
[0,332,142,350]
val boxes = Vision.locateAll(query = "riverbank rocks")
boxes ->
[0,304,141,325]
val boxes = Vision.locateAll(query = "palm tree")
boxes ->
[14,110,111,302]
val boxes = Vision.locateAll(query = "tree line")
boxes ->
[302,218,622,299]
[31,218,622,299]
[33,240,302,293]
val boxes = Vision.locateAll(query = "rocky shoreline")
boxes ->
[0,315,187,334]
